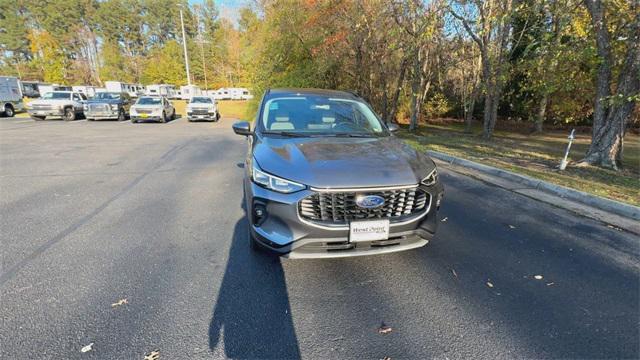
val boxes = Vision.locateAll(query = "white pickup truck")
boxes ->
[27,91,87,121]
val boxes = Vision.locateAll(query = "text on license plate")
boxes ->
[349,219,390,242]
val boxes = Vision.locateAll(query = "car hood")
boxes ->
[253,135,435,188]
[86,99,121,104]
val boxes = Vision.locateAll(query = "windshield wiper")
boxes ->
[261,131,308,137]
[331,132,377,138]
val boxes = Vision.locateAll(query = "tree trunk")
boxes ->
[464,84,479,133]
[409,49,421,131]
[387,59,407,123]
[534,94,548,133]
[580,0,639,169]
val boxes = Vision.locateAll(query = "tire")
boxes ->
[32,116,45,121]
[131,118,137,123]
[160,111,167,123]
[216,112,220,122]
[87,117,94,121]
[117,108,125,122]
[171,110,176,120]
[4,104,15,117]
[63,107,75,121]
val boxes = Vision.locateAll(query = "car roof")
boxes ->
[266,88,360,100]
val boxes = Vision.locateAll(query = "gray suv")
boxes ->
[233,88,444,259]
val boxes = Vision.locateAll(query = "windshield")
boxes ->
[261,96,386,136]
[41,92,71,100]
[190,97,213,104]
[95,92,121,100]
[136,97,161,105]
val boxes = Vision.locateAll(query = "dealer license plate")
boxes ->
[349,219,390,242]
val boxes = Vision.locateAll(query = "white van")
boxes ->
[0,76,24,117]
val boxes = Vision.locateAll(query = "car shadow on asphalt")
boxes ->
[208,216,301,359]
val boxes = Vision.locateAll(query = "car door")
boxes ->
[122,93,131,113]
[72,93,84,111]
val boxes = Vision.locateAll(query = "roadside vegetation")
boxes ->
[1,0,638,203]
[399,123,640,206]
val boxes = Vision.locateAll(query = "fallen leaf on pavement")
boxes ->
[381,357,392,360]
[534,275,543,280]
[378,324,393,335]
[508,225,516,229]
[144,350,160,360]
[451,268,458,279]
[111,298,128,308]
[486,281,494,288]
[80,343,94,353]
[546,282,555,286]
[441,217,448,222]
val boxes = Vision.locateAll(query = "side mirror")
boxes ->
[232,121,252,136]
[387,122,399,132]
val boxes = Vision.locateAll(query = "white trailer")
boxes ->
[179,85,202,100]
[105,81,145,97]
[72,85,101,98]
[146,84,177,98]
[0,76,24,117]
[38,84,72,95]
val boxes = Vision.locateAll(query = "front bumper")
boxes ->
[131,115,162,122]
[28,109,64,118]
[187,111,218,120]
[245,178,444,259]
[85,110,119,120]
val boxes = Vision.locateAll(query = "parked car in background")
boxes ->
[186,96,220,122]
[20,81,47,98]
[27,91,86,121]
[130,96,175,123]
[232,88,444,258]
[0,76,24,117]
[84,92,132,121]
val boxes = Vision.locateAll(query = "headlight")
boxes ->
[130,108,137,115]
[252,162,305,193]
[110,104,118,110]
[421,168,438,186]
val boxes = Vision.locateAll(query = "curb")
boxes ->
[427,150,640,221]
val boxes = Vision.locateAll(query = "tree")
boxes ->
[579,0,640,170]
[450,0,518,139]
[141,40,186,85]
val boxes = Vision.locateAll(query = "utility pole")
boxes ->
[196,17,208,90]
[178,5,191,86]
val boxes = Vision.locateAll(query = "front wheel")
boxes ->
[160,111,167,123]
[4,105,15,117]
[63,107,75,121]
[117,108,125,122]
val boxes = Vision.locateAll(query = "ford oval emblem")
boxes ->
[356,195,385,209]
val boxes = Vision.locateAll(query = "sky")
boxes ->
[189,0,250,24]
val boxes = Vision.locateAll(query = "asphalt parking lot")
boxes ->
[1,116,638,359]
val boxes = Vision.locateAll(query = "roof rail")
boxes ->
[344,89,360,98]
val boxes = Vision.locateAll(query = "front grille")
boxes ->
[89,104,110,112]
[136,109,153,114]
[190,109,211,115]
[299,187,429,226]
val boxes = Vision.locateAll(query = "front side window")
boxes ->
[95,93,121,100]
[260,96,386,136]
